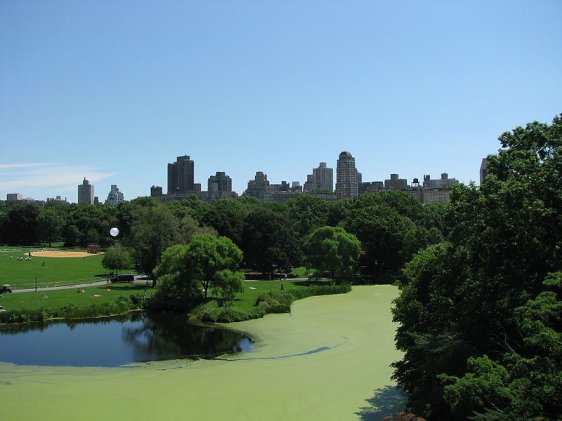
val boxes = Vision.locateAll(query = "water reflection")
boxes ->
[0,312,252,367]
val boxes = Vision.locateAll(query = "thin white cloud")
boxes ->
[0,163,54,169]
[0,164,117,192]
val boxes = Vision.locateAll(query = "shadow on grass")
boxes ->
[356,385,406,420]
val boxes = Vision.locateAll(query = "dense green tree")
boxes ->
[102,244,134,274]
[131,205,179,281]
[287,195,331,238]
[2,203,40,245]
[185,234,244,299]
[200,199,249,246]
[303,226,361,282]
[342,205,416,275]
[241,207,301,274]
[392,115,562,419]
[152,234,244,310]
[37,208,65,247]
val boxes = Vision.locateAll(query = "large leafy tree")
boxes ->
[200,199,249,246]
[102,243,134,274]
[2,203,40,245]
[152,234,244,310]
[342,204,416,275]
[287,195,331,238]
[392,115,562,419]
[130,205,179,281]
[37,207,64,247]
[303,226,361,282]
[185,234,244,300]
[241,207,301,274]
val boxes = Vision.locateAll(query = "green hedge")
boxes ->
[0,295,143,325]
[191,283,351,323]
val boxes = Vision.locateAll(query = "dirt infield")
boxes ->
[29,251,97,258]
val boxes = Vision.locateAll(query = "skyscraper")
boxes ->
[208,171,233,200]
[78,177,94,204]
[168,155,194,195]
[105,185,124,205]
[335,151,358,199]
[314,162,334,193]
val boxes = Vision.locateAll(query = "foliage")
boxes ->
[191,281,351,323]
[102,243,133,274]
[130,205,179,279]
[241,207,301,274]
[37,208,64,247]
[302,225,361,282]
[150,234,244,311]
[392,114,562,419]
[342,204,416,275]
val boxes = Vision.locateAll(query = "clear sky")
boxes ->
[1,0,561,202]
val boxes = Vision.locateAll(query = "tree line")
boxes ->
[0,188,446,282]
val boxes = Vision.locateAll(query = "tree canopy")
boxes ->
[303,226,361,282]
[392,114,562,419]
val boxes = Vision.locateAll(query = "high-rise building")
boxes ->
[304,162,333,193]
[243,171,270,200]
[105,185,124,205]
[336,151,358,199]
[6,193,22,202]
[208,171,233,200]
[384,174,408,190]
[167,155,195,195]
[150,186,163,198]
[78,178,94,204]
[480,158,488,185]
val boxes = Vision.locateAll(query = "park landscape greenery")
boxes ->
[0,116,560,419]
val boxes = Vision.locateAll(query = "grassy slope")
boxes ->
[0,285,403,420]
[0,283,151,313]
[0,247,109,288]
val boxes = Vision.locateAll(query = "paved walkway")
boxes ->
[11,276,150,293]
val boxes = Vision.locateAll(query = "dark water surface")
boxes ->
[0,312,252,367]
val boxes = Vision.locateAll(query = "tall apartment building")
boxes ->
[243,172,270,200]
[304,162,333,193]
[480,158,488,185]
[105,185,124,205]
[168,155,195,195]
[6,193,22,202]
[423,173,459,189]
[78,178,94,204]
[208,171,233,200]
[335,151,358,199]
[384,173,408,190]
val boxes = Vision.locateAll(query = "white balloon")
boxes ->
[110,227,120,237]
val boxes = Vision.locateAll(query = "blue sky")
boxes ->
[1,0,561,202]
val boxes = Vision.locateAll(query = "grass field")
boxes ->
[0,283,151,313]
[0,247,111,289]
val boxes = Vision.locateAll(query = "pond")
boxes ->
[0,312,253,367]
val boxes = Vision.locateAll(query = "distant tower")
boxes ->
[480,158,488,185]
[313,162,334,193]
[336,151,358,199]
[208,171,233,200]
[105,185,124,205]
[78,178,94,204]
[168,155,195,195]
[244,171,270,200]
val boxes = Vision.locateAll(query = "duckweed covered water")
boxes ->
[0,285,403,420]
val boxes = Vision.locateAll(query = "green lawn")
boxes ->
[0,247,111,289]
[0,283,152,313]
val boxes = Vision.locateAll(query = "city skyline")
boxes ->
[6,150,470,203]
[1,1,561,201]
